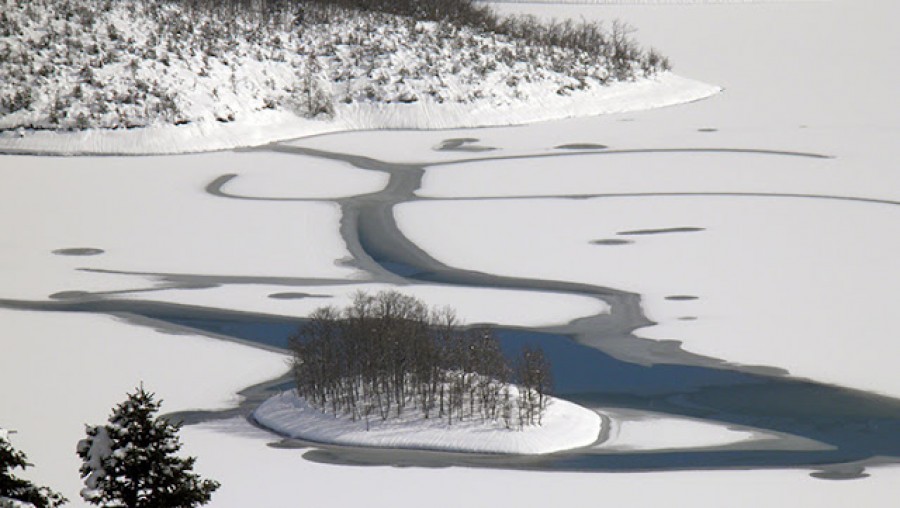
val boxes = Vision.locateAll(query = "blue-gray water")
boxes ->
[148,312,900,473]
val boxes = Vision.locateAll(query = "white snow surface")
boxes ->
[0,73,718,155]
[214,153,388,199]
[254,390,602,454]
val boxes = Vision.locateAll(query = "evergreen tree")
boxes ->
[0,428,66,508]
[76,386,219,508]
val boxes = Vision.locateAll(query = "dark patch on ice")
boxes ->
[434,138,496,152]
[618,227,706,236]
[299,444,509,469]
[678,316,698,321]
[49,291,91,300]
[267,439,312,450]
[590,239,633,246]
[52,247,104,256]
[302,449,388,467]
[810,464,869,480]
[556,143,609,150]
[268,292,330,300]
[666,295,699,301]
[618,118,635,122]
[697,128,718,133]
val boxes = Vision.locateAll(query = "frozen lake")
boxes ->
[2,1,899,506]
[3,131,899,477]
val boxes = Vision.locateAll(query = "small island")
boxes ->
[254,291,602,454]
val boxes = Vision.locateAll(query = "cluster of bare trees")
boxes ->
[171,0,669,76]
[491,17,669,80]
[291,291,553,430]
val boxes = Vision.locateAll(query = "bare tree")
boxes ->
[516,345,553,426]
[290,291,551,430]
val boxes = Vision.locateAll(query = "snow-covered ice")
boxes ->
[599,409,773,452]
[181,417,900,508]
[121,282,607,326]
[254,389,602,455]
[213,153,388,199]
[0,151,366,301]
[0,149,608,326]
[395,196,900,398]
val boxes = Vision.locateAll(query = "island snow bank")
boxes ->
[254,390,602,455]
[0,73,718,155]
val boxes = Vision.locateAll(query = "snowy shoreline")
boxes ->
[253,389,604,455]
[0,73,719,156]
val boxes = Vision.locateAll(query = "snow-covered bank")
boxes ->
[0,73,718,155]
[254,390,602,455]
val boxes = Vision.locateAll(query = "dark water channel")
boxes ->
[145,141,900,476]
[149,312,900,476]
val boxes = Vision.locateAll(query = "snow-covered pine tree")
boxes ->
[0,428,67,508]
[76,386,219,508]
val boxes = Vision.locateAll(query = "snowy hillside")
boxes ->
[0,0,676,137]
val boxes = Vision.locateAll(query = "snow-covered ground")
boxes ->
[254,389,601,455]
